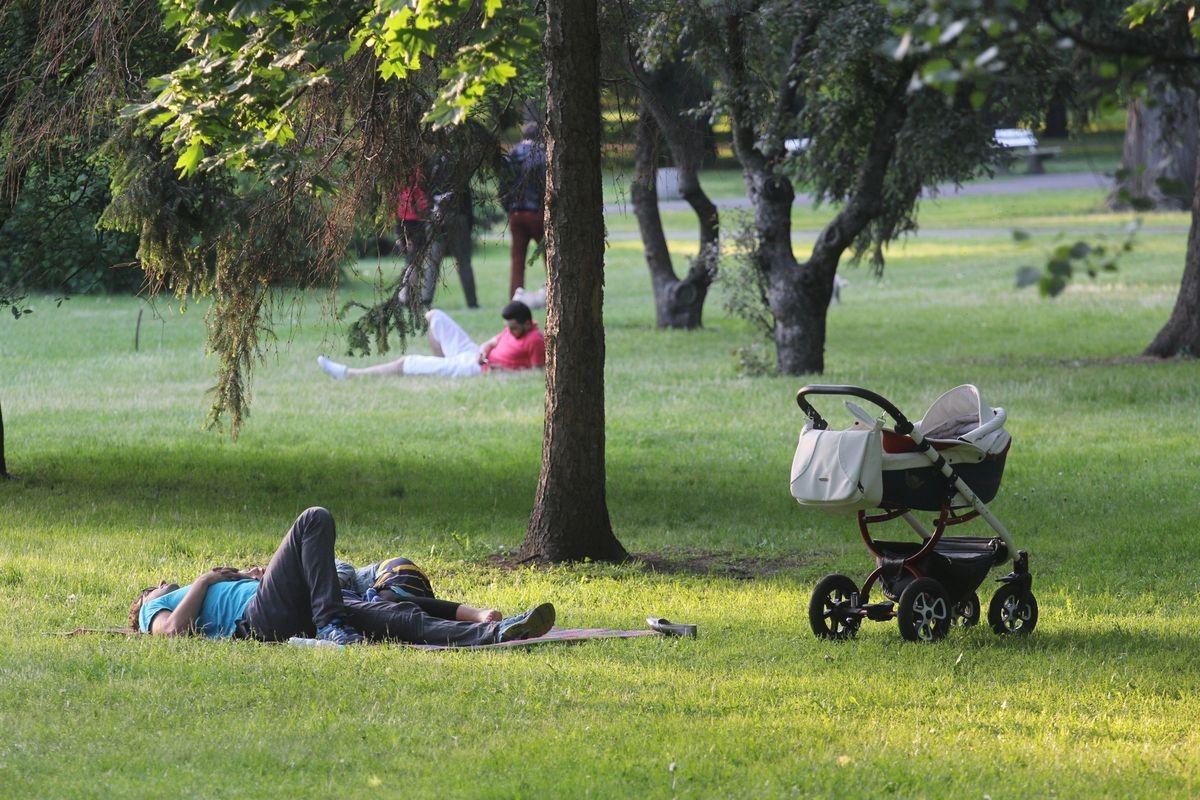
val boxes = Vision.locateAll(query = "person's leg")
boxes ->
[318,354,407,380]
[508,211,532,298]
[448,208,478,308]
[456,604,502,623]
[344,357,407,378]
[401,220,428,268]
[344,599,501,646]
[397,353,482,378]
[320,312,480,380]
[377,591,501,623]
[378,592,461,620]
[424,309,478,358]
[244,507,347,641]
[421,233,445,308]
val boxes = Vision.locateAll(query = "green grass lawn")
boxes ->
[3,179,1200,798]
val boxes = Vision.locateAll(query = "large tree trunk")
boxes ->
[520,0,627,563]
[1144,117,1200,357]
[1109,86,1197,211]
[630,105,714,329]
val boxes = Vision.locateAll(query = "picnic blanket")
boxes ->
[54,626,669,649]
[405,627,660,650]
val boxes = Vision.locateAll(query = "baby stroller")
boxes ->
[790,384,1036,642]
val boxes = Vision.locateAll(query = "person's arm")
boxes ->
[147,568,243,636]
[477,333,501,365]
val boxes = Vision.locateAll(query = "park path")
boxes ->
[601,171,1189,240]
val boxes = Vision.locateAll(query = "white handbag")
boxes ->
[790,421,883,513]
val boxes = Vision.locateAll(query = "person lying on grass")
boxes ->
[316,301,544,380]
[335,555,502,623]
[128,507,554,646]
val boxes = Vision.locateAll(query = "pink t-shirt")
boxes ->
[486,323,545,371]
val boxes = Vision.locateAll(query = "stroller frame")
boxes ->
[796,385,1037,642]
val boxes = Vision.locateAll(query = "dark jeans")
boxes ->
[508,209,544,298]
[244,507,344,641]
[243,507,500,646]
[425,210,478,308]
[344,599,500,646]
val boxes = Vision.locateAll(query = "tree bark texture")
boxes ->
[634,61,721,251]
[630,105,714,329]
[1144,112,1200,357]
[521,0,628,563]
[1108,88,1197,211]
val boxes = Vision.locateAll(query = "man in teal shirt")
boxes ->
[138,572,262,639]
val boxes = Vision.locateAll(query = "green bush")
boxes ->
[0,149,142,299]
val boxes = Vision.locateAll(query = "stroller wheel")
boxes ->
[808,574,861,640]
[952,592,981,627]
[897,578,951,643]
[988,584,1038,636]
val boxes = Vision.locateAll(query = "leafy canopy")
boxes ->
[137,0,539,180]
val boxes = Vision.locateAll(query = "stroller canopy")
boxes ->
[915,384,1009,454]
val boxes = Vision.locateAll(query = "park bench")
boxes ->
[993,128,1062,174]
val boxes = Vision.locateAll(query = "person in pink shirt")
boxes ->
[317,301,544,380]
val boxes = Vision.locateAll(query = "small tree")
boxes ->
[675,0,1059,373]
[609,3,721,329]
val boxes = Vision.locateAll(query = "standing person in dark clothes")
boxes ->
[129,507,555,646]
[500,121,546,301]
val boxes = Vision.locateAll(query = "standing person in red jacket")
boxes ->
[394,164,479,309]
[395,171,430,271]
[317,301,544,380]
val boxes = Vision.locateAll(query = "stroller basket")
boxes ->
[880,445,1008,511]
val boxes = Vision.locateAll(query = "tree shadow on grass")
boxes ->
[0,445,810,557]
[0,446,538,539]
[1015,624,1200,654]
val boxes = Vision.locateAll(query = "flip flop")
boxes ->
[646,617,697,638]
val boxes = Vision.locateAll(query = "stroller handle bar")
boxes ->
[796,385,914,434]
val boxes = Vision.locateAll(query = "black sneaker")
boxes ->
[496,602,556,642]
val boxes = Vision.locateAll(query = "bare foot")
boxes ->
[457,604,503,623]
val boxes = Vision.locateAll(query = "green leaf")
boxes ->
[923,57,953,76]
[1155,177,1188,198]
[176,137,205,176]
[1047,258,1072,278]
[1039,273,1067,297]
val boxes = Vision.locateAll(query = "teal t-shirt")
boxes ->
[138,579,259,638]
